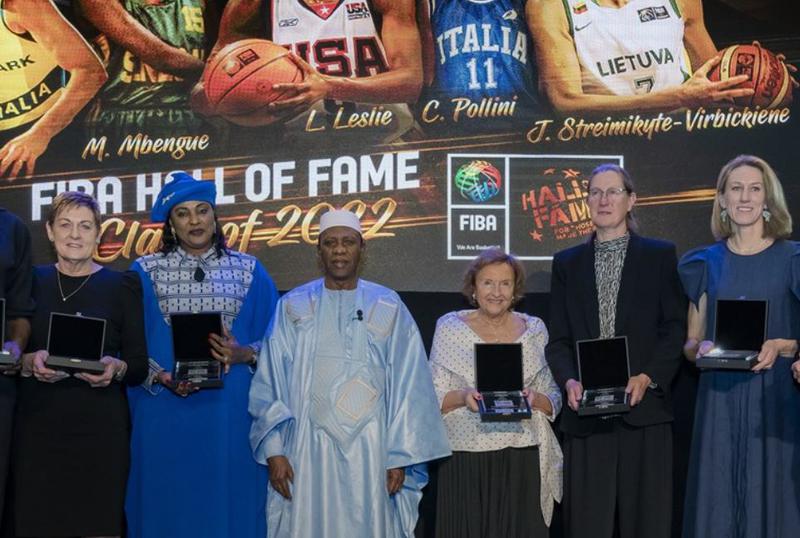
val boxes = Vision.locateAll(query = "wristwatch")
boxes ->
[114,361,128,382]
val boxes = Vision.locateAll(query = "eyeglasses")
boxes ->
[587,187,629,200]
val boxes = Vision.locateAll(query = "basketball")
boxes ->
[709,43,793,108]
[203,39,303,125]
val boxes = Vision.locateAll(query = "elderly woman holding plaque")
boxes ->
[125,173,279,538]
[679,155,800,538]
[429,248,563,537]
[13,192,148,538]
[546,164,686,538]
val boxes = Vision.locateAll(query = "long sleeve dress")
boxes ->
[125,247,278,538]
[14,266,148,537]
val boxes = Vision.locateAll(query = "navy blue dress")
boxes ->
[679,240,800,538]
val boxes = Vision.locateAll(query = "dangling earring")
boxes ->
[762,208,772,222]
[720,208,728,223]
[471,293,476,304]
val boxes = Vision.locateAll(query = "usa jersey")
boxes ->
[271,0,389,78]
[0,0,65,130]
[565,0,689,96]
[271,0,414,144]
[429,0,538,104]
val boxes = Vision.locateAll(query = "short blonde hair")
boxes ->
[711,155,792,240]
[462,248,526,307]
[47,191,101,229]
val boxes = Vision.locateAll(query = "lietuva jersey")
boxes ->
[430,0,537,104]
[87,0,206,112]
[0,0,64,130]
[565,0,689,96]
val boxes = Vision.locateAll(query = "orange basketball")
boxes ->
[709,43,793,108]
[203,39,303,125]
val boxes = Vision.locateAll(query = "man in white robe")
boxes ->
[249,209,451,538]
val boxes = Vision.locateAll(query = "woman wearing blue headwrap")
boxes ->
[125,173,279,538]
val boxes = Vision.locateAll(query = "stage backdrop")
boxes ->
[1,0,797,291]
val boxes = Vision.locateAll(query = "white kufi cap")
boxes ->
[319,209,362,235]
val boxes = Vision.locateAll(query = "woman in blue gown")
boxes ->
[125,173,279,538]
[679,155,800,538]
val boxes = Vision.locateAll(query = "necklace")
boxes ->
[726,237,772,255]
[57,269,93,302]
[480,311,510,342]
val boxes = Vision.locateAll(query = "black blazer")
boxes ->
[546,234,687,437]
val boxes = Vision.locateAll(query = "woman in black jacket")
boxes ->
[546,164,686,538]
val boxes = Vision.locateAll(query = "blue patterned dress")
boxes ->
[125,247,279,538]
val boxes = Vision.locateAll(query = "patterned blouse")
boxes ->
[594,234,629,338]
[428,310,563,524]
[136,246,262,387]
[136,246,256,331]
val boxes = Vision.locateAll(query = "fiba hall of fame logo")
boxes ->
[448,154,622,260]
[448,156,507,259]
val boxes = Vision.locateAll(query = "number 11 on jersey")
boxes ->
[466,57,499,90]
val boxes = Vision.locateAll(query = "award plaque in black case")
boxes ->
[576,336,631,416]
[474,342,531,422]
[0,299,14,366]
[170,312,223,388]
[46,312,107,374]
[696,299,767,370]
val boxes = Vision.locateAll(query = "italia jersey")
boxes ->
[429,0,537,104]
[0,0,64,130]
[271,0,389,78]
[89,0,207,110]
[566,0,689,96]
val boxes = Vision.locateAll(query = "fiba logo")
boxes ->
[454,161,502,203]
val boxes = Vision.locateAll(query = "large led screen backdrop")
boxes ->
[1,0,797,291]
